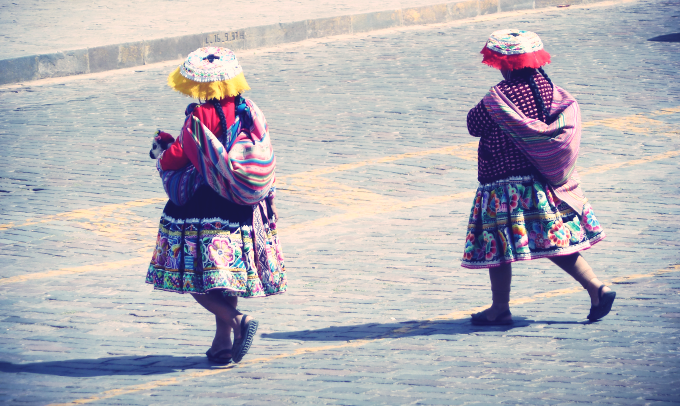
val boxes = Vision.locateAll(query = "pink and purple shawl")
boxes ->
[483,85,588,214]
[182,99,275,207]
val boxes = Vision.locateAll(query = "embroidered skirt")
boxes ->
[146,186,287,297]
[461,175,605,269]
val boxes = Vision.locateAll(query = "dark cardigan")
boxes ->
[467,72,554,184]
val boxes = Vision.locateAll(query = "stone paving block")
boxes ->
[351,10,403,33]
[478,0,501,14]
[0,55,37,85]
[243,24,288,49]
[499,0,535,11]
[87,44,118,74]
[402,3,450,26]
[307,16,353,39]
[36,50,89,80]
[536,0,583,6]
[143,34,203,65]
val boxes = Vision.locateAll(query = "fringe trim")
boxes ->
[481,47,551,71]
[167,66,251,99]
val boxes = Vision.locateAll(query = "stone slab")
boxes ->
[351,10,403,33]
[447,0,481,20]
[0,56,38,86]
[144,35,204,65]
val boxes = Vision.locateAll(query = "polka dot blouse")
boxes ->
[467,72,554,184]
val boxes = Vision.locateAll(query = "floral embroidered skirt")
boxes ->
[146,186,287,297]
[461,175,605,269]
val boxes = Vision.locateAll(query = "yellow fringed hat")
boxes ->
[168,47,250,100]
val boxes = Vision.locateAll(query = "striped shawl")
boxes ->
[182,98,275,206]
[483,85,588,214]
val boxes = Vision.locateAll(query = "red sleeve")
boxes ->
[160,98,236,171]
[158,117,191,171]
[159,140,190,171]
[467,100,493,138]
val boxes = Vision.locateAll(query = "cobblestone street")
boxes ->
[1,0,680,404]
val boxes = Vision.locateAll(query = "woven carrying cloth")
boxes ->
[481,29,551,70]
[182,98,275,206]
[158,98,275,207]
[482,85,587,215]
[167,47,251,99]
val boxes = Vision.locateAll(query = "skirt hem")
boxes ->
[461,232,606,269]
[145,280,287,298]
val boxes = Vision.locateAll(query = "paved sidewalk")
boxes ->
[1,0,680,404]
[1,0,450,60]
[1,0,583,85]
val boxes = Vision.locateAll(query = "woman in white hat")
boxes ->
[146,47,286,363]
[461,30,615,325]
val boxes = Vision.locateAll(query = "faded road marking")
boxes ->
[0,258,149,286]
[286,141,479,179]
[0,142,479,233]
[5,100,680,234]
[284,191,474,234]
[582,105,680,137]
[579,150,680,176]
[2,147,679,286]
[0,198,166,232]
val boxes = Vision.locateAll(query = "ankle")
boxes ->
[491,303,510,312]
[586,278,606,294]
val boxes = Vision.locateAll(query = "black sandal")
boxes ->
[206,348,233,365]
[587,285,616,321]
[471,309,513,326]
[231,315,258,363]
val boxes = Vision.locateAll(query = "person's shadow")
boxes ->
[260,316,586,342]
[0,355,218,377]
[1,317,588,377]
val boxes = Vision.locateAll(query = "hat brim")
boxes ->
[167,66,251,99]
[481,47,551,70]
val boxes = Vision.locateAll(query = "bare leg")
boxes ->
[480,262,513,321]
[191,291,250,354]
[549,253,611,306]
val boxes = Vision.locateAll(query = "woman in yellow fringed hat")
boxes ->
[146,47,286,364]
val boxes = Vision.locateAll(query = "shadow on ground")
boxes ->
[262,317,590,341]
[0,355,218,377]
[1,318,594,376]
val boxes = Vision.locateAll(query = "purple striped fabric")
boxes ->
[483,85,588,214]
[183,99,275,206]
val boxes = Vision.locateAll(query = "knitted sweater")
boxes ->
[467,72,553,184]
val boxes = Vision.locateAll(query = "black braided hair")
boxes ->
[538,67,553,88]
[527,74,547,122]
[210,98,229,145]
[537,67,553,121]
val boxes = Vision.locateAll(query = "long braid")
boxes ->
[527,73,549,122]
[210,98,229,145]
[537,67,553,120]
[538,67,552,88]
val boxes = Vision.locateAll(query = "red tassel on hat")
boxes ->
[480,29,551,71]
[480,46,551,70]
